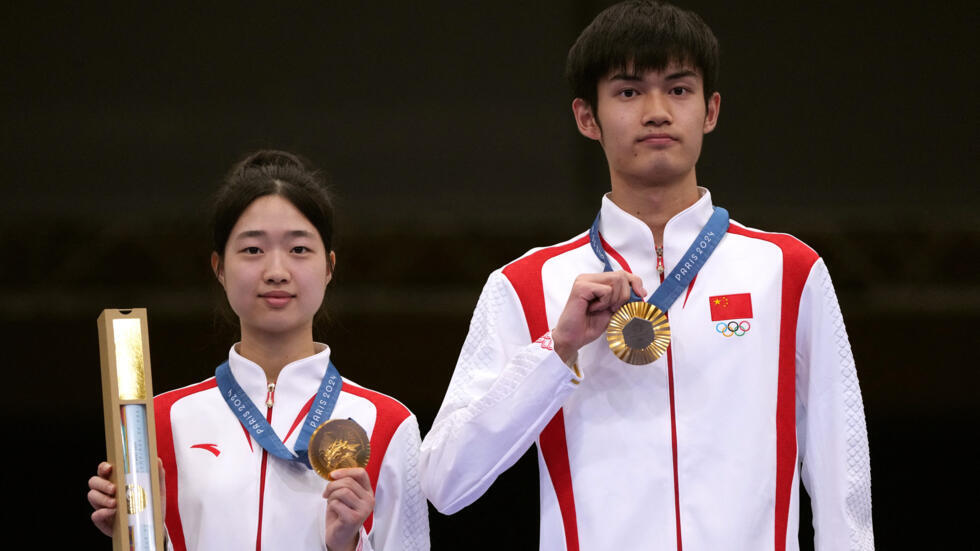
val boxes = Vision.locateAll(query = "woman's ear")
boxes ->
[325,251,337,285]
[211,251,225,287]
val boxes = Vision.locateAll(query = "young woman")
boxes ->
[87,150,429,551]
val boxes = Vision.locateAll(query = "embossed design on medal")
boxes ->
[606,301,671,365]
[308,419,371,480]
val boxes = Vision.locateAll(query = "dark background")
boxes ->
[3,1,976,549]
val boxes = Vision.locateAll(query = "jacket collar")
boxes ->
[227,342,332,419]
[597,187,716,294]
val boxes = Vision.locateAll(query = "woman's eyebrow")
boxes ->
[234,229,267,239]
[234,229,315,239]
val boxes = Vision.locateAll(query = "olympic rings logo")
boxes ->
[716,320,751,337]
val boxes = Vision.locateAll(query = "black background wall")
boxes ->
[2,1,975,549]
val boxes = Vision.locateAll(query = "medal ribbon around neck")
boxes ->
[589,206,729,364]
[215,359,342,467]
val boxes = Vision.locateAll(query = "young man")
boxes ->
[420,2,873,550]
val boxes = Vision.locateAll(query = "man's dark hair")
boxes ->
[566,0,719,112]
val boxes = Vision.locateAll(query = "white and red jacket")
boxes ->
[154,344,429,551]
[420,189,873,551]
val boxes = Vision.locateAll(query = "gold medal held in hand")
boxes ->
[606,301,671,365]
[308,419,371,480]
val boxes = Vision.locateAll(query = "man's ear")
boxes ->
[211,251,225,287]
[703,92,721,134]
[572,98,602,141]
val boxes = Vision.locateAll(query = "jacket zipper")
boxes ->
[265,383,276,408]
[256,384,275,551]
[658,246,683,551]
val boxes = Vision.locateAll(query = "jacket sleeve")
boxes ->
[419,270,582,515]
[368,414,430,551]
[796,258,874,550]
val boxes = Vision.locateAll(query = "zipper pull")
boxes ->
[656,246,665,274]
[265,383,276,408]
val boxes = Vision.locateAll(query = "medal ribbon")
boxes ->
[589,206,729,310]
[215,359,342,467]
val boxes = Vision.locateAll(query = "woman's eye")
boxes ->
[291,246,310,254]
[243,246,261,254]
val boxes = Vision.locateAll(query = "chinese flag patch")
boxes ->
[709,293,753,321]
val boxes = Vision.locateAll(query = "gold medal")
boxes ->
[308,419,371,480]
[606,301,671,365]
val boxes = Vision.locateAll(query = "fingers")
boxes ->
[576,280,617,313]
[91,507,116,537]
[323,468,374,514]
[88,463,116,507]
[554,270,648,360]
[581,271,639,314]
[625,272,648,299]
[89,462,117,537]
[327,468,371,489]
[323,467,374,548]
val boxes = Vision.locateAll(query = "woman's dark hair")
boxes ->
[566,0,720,113]
[212,149,335,273]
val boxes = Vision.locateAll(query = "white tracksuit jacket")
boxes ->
[154,344,429,551]
[420,189,873,551]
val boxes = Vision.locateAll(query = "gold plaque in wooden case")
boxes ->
[98,308,165,551]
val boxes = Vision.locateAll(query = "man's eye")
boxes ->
[669,87,689,95]
[292,246,310,254]
[243,246,261,254]
[620,89,637,98]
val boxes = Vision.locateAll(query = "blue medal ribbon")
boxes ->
[589,206,729,310]
[215,358,342,467]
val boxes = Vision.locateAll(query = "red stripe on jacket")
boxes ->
[502,235,590,551]
[154,378,218,551]
[339,383,412,534]
[727,224,818,551]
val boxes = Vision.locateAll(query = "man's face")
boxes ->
[573,63,720,189]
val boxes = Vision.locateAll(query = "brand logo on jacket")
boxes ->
[191,443,221,457]
[709,293,753,337]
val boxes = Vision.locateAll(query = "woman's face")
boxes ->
[211,194,333,339]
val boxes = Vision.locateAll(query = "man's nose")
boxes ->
[642,92,672,125]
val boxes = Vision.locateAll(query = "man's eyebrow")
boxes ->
[665,69,699,81]
[608,72,644,82]
[607,69,699,82]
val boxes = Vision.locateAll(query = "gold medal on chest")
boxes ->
[606,301,671,365]
[308,419,371,480]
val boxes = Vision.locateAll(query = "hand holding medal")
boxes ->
[313,420,373,551]
[552,271,648,365]
[587,207,730,365]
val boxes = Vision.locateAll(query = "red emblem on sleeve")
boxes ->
[709,293,753,321]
